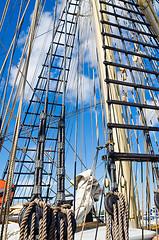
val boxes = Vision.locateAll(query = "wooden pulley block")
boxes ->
[103,178,110,188]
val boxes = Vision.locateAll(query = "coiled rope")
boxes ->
[105,192,129,240]
[19,198,74,240]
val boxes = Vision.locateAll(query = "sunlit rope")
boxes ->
[0,0,31,77]
[0,0,11,32]
[19,199,74,240]
[1,1,42,238]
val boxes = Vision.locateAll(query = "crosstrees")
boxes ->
[107,123,159,132]
[103,152,159,162]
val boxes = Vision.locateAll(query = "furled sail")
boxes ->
[74,170,102,224]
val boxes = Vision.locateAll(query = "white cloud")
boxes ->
[10,11,53,100]
[9,0,99,105]
[145,99,159,126]
[66,73,94,104]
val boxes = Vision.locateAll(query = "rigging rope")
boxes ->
[74,15,80,211]
[105,191,129,240]
[0,0,41,238]
[0,0,24,129]
[0,0,31,77]
[0,0,11,32]
[19,199,74,240]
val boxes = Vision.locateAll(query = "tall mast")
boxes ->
[91,0,159,228]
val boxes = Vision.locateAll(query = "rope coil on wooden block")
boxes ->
[19,199,75,240]
[105,191,129,240]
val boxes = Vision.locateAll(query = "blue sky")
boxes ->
[0,0,159,214]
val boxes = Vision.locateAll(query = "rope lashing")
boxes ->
[105,191,129,240]
[19,198,75,240]
[96,141,115,150]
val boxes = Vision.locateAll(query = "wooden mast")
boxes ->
[91,0,138,227]
[136,0,159,40]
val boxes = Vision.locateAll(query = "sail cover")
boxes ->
[74,170,102,225]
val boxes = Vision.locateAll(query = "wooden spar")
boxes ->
[136,0,159,41]
[91,0,138,227]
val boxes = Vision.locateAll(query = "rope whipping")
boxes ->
[19,198,74,240]
[105,191,129,240]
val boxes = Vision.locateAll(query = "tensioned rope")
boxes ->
[0,0,11,32]
[0,0,24,129]
[0,0,32,152]
[88,9,128,239]
[0,0,41,238]
[73,9,80,211]
[19,0,76,237]
[0,0,28,16]
[0,0,47,147]
[0,95,85,186]
[0,0,31,77]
